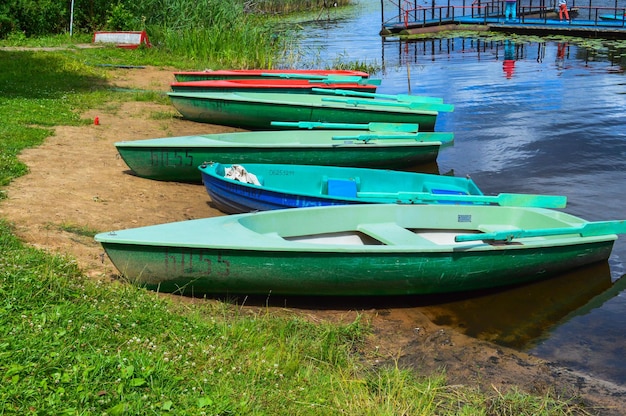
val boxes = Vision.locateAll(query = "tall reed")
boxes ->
[128,0,285,68]
[149,19,280,68]
[250,0,353,14]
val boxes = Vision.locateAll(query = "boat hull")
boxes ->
[167,92,439,131]
[115,131,450,183]
[95,204,618,296]
[98,238,614,296]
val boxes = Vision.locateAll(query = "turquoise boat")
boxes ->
[173,69,371,82]
[167,89,452,131]
[114,123,453,183]
[199,162,567,214]
[94,204,625,296]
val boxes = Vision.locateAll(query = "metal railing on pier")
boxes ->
[381,0,626,33]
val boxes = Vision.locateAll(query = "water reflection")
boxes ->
[380,36,626,73]
[502,39,516,79]
[419,262,616,349]
[556,41,568,71]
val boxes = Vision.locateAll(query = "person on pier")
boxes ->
[558,0,570,21]
[505,0,517,21]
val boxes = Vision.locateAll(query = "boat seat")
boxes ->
[357,223,433,246]
[322,176,360,198]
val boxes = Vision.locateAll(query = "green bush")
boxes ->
[106,2,140,31]
[0,3,17,38]
[9,0,67,36]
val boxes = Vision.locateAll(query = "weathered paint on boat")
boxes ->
[167,91,444,131]
[199,162,567,214]
[115,129,453,183]
[173,69,370,82]
[94,204,622,296]
[170,78,378,93]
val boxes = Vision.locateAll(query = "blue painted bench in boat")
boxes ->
[322,176,360,197]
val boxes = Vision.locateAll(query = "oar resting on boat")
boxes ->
[356,191,567,208]
[311,87,445,104]
[321,97,454,113]
[455,220,626,243]
[270,121,420,132]
[331,132,454,144]
[303,76,381,86]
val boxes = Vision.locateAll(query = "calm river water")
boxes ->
[289,0,626,386]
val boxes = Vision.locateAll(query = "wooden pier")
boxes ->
[380,0,626,39]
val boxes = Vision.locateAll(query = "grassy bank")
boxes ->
[0,46,590,414]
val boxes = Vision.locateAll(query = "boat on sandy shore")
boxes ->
[199,162,567,214]
[115,123,453,183]
[95,204,625,296]
[167,90,452,130]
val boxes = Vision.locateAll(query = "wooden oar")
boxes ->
[307,78,382,86]
[356,191,567,208]
[312,88,445,104]
[332,132,454,144]
[270,121,419,132]
[332,134,420,142]
[307,79,378,86]
[455,220,626,243]
[321,97,454,113]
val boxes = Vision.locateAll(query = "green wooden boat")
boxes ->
[167,89,452,131]
[173,69,371,82]
[199,162,567,214]
[114,123,454,183]
[94,204,625,296]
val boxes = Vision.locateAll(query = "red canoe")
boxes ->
[173,68,370,82]
[170,78,378,94]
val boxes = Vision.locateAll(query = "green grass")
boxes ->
[0,216,588,414]
[0,54,87,186]
[52,223,101,238]
[0,49,113,187]
[0,42,594,415]
[0,219,368,414]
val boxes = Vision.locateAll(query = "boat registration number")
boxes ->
[150,150,194,167]
[268,169,295,176]
[164,249,230,277]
